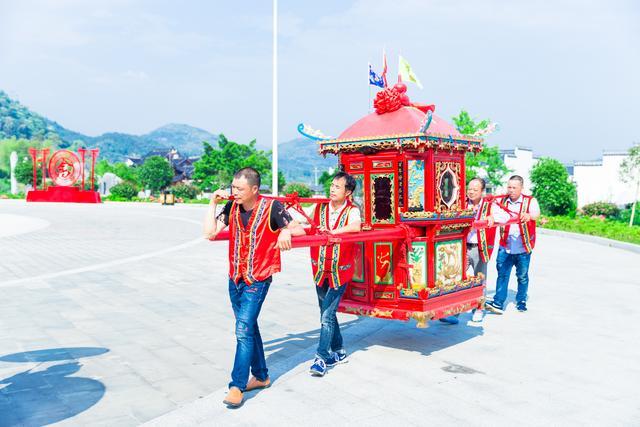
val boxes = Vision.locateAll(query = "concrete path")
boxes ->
[0,200,638,426]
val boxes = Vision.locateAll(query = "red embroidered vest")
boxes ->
[310,201,357,288]
[474,198,498,263]
[228,197,281,285]
[499,195,537,253]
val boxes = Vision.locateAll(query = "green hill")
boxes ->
[0,90,337,182]
[0,90,62,143]
[0,91,218,161]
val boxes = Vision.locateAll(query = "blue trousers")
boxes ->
[228,277,271,391]
[493,247,531,307]
[316,280,347,362]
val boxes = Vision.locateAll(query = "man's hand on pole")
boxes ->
[277,228,292,251]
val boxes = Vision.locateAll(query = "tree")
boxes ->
[0,138,54,176]
[283,182,312,198]
[452,110,489,135]
[319,171,333,197]
[465,146,510,190]
[619,144,640,227]
[137,156,174,193]
[192,134,275,191]
[14,157,41,186]
[530,158,577,216]
[96,159,139,185]
[452,110,509,190]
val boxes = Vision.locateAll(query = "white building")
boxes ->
[496,146,636,208]
[573,151,636,208]
[499,147,538,192]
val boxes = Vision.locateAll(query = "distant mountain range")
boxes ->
[0,90,218,161]
[0,90,337,183]
[278,138,339,185]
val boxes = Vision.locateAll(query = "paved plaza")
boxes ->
[0,199,638,426]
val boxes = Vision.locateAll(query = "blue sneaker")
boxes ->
[485,301,504,315]
[439,315,459,325]
[516,302,527,312]
[325,351,348,368]
[309,357,327,377]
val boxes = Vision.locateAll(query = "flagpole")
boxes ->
[271,0,278,196]
[368,62,371,113]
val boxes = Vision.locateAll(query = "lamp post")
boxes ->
[271,0,278,196]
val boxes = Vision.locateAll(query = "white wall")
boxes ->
[574,152,636,207]
[498,147,637,208]
[497,147,538,194]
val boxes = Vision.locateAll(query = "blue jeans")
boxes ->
[493,247,531,307]
[228,277,271,391]
[316,280,347,362]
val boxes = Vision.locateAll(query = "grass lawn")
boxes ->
[540,216,640,245]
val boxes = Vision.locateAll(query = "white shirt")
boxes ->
[301,202,361,229]
[328,201,361,229]
[467,199,511,244]
[503,195,540,254]
[504,195,540,236]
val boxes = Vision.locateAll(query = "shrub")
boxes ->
[108,182,138,200]
[283,182,312,198]
[581,201,620,219]
[540,215,640,245]
[0,178,10,193]
[530,158,577,216]
[619,202,640,226]
[171,183,199,200]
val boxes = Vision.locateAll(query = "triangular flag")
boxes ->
[398,55,423,89]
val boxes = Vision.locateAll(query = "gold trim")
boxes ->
[438,223,469,234]
[374,291,395,299]
[409,311,434,328]
[344,306,394,319]
[442,302,475,316]
[319,134,483,155]
[400,209,473,219]
[370,173,395,224]
[435,162,461,211]
[430,274,483,296]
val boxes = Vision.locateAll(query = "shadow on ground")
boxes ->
[0,347,108,427]
[237,311,485,404]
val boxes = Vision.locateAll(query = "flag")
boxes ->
[369,63,385,88]
[398,55,423,89]
[381,50,388,87]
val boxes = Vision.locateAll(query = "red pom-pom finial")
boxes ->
[373,84,412,114]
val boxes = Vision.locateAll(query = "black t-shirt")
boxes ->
[217,200,292,230]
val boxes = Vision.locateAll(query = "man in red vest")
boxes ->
[486,175,540,314]
[204,167,305,407]
[308,172,361,377]
[440,177,511,324]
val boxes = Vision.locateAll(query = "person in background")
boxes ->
[440,177,510,324]
[486,175,540,314]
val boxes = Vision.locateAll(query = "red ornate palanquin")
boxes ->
[317,86,485,327]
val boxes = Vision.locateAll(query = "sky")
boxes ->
[0,0,638,162]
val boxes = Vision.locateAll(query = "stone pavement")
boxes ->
[0,199,638,426]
